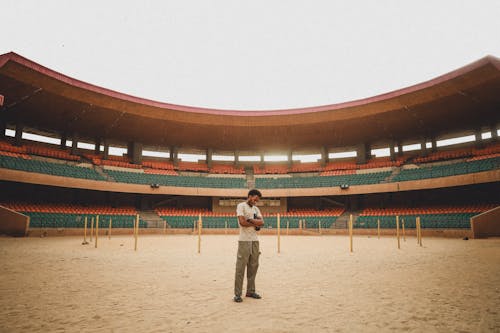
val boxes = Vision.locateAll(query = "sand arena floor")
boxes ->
[0,234,499,333]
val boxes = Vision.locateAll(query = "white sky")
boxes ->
[2,0,500,111]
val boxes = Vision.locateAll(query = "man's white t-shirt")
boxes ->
[236,201,262,241]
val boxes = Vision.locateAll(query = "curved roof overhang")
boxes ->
[1,52,499,151]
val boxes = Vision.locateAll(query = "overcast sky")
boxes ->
[2,0,500,111]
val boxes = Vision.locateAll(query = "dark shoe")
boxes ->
[233,295,243,303]
[246,292,262,299]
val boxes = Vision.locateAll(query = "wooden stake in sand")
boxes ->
[225,220,227,235]
[90,217,94,242]
[95,215,99,248]
[277,213,281,254]
[108,218,112,240]
[134,214,139,251]
[417,216,423,247]
[396,215,400,249]
[402,218,406,242]
[286,220,289,235]
[377,219,380,239]
[349,214,353,253]
[82,216,89,245]
[197,214,202,254]
[163,220,167,235]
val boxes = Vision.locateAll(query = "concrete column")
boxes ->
[60,133,67,150]
[95,138,101,155]
[287,150,293,168]
[397,142,403,156]
[356,143,371,164]
[103,140,109,159]
[14,123,24,147]
[491,125,498,142]
[234,150,239,167]
[389,141,396,161]
[171,146,179,166]
[431,136,437,152]
[0,121,7,139]
[206,148,213,168]
[71,133,78,155]
[128,142,143,164]
[421,138,428,157]
[320,146,328,166]
[474,128,483,148]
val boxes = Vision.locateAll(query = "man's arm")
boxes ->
[238,216,264,227]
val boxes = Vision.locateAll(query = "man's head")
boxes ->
[247,189,262,206]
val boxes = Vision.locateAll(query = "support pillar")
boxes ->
[103,140,109,159]
[491,125,498,142]
[206,148,213,168]
[60,133,67,150]
[95,138,101,155]
[71,133,78,155]
[356,143,371,164]
[397,142,403,157]
[320,146,328,167]
[14,123,24,147]
[421,138,428,157]
[287,150,293,168]
[389,141,396,161]
[128,141,143,164]
[474,128,483,148]
[234,150,240,167]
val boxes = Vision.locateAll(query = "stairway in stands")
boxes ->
[382,167,401,183]
[139,210,165,228]
[79,154,115,181]
[245,166,255,189]
[332,210,360,229]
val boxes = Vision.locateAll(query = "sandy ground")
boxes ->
[0,234,499,333]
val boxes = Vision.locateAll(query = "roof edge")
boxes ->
[1,51,499,116]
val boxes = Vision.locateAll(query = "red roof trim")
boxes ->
[1,51,499,116]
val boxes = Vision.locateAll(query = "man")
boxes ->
[233,189,264,303]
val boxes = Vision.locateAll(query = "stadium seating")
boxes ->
[156,207,344,228]
[255,171,391,188]
[105,169,246,188]
[356,204,495,229]
[393,156,499,182]
[0,154,106,180]
[210,164,245,174]
[1,203,143,229]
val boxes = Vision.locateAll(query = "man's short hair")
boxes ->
[248,189,262,198]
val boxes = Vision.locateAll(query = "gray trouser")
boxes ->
[234,241,260,296]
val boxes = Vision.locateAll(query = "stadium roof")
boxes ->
[1,52,499,151]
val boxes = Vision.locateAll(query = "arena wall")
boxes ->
[0,205,29,236]
[471,206,500,238]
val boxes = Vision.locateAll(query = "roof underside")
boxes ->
[0,52,499,151]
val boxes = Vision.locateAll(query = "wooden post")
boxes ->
[95,215,99,248]
[377,218,380,239]
[225,220,227,235]
[134,214,139,251]
[396,215,400,249]
[90,217,94,242]
[163,220,167,234]
[402,218,406,242]
[318,220,322,234]
[108,218,112,240]
[417,216,423,247]
[193,220,196,233]
[349,214,353,253]
[197,214,202,254]
[82,216,88,245]
[286,220,289,235]
[277,213,281,254]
